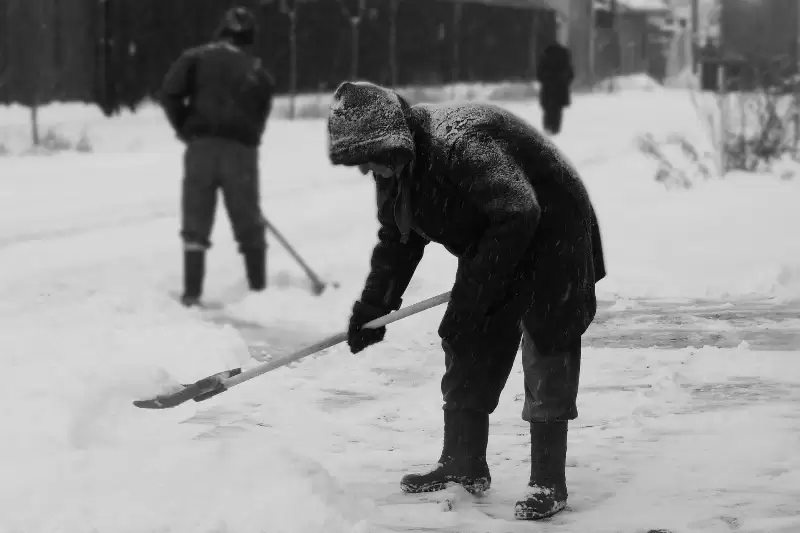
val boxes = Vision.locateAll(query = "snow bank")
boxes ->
[590,163,800,301]
[0,288,379,533]
[3,86,800,303]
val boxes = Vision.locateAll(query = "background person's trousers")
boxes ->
[181,138,266,252]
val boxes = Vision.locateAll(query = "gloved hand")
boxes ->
[347,300,392,354]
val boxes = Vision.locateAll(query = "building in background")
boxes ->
[0,0,562,114]
[719,0,799,91]
[0,0,710,115]
[592,0,674,83]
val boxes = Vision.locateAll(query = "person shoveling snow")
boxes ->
[159,7,275,307]
[326,80,606,520]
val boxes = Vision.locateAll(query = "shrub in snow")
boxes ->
[636,132,717,190]
[689,65,800,175]
[20,128,93,156]
[75,130,93,153]
[720,90,798,173]
[40,129,73,152]
[640,67,800,187]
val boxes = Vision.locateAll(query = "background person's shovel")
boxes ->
[264,215,334,295]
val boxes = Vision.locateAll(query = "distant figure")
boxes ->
[159,6,275,307]
[536,41,574,135]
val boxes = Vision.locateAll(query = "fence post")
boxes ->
[451,2,462,83]
[389,0,399,86]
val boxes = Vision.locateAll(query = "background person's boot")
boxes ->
[242,247,266,291]
[514,421,569,520]
[181,250,205,307]
[400,410,491,494]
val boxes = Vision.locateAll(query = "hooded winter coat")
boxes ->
[328,82,605,352]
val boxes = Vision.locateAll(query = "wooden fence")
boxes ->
[0,0,556,115]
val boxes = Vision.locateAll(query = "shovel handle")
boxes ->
[133,291,452,409]
[263,216,327,291]
[221,291,451,389]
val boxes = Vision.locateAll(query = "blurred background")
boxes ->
[2,0,794,117]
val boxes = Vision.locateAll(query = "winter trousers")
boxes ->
[542,105,564,135]
[181,138,266,252]
[441,309,581,423]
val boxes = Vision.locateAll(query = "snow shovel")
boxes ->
[133,291,451,410]
[263,215,331,295]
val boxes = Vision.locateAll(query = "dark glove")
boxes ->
[347,300,393,354]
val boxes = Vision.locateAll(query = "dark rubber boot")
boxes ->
[181,250,205,307]
[400,410,491,495]
[514,421,569,520]
[242,247,266,291]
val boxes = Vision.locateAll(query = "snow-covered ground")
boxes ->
[1,86,799,533]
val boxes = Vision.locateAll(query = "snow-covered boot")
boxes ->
[514,421,569,520]
[400,410,491,494]
[242,247,266,291]
[181,250,205,307]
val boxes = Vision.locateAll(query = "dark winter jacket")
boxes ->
[159,41,274,147]
[537,43,574,109]
[327,82,605,350]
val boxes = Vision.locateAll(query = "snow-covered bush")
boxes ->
[636,131,717,190]
[689,62,799,175]
[638,68,800,188]
[718,90,799,172]
[21,128,93,156]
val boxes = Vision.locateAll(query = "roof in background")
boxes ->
[595,0,672,13]
[437,0,558,9]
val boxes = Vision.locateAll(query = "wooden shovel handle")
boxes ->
[221,291,451,389]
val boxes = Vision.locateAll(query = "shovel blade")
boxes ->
[133,368,242,410]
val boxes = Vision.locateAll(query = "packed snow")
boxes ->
[1,85,799,533]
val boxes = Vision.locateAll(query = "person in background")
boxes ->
[327,80,605,520]
[159,6,274,307]
[536,38,574,135]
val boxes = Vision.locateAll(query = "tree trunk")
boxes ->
[278,0,300,120]
[610,0,621,92]
[31,104,40,146]
[337,0,366,80]
[350,18,359,79]
[288,8,298,119]
[389,0,399,86]
[30,0,45,145]
[451,2,461,83]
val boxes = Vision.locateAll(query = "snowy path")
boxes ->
[1,90,799,533]
[191,301,800,533]
[588,299,800,351]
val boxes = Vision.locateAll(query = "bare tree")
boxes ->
[388,0,401,86]
[451,2,462,83]
[281,0,300,119]
[336,0,367,79]
[263,0,315,119]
